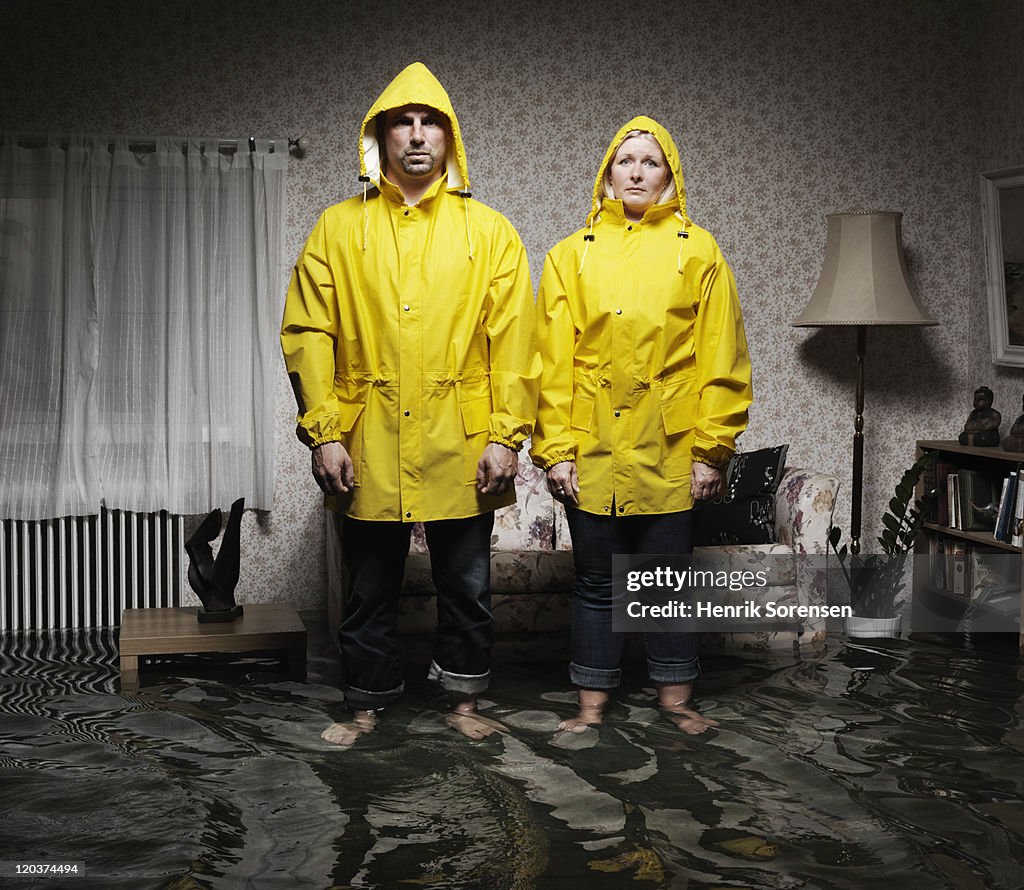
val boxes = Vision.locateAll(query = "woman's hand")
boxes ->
[546,461,579,506]
[691,462,722,502]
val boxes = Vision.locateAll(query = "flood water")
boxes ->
[1,623,1023,889]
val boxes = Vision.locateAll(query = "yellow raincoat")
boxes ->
[531,116,752,516]
[281,62,539,522]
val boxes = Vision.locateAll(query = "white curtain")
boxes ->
[0,134,287,520]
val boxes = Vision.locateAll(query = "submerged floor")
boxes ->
[0,622,1023,889]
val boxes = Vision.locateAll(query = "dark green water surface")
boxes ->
[1,628,1022,889]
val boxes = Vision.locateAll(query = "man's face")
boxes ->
[383,105,448,181]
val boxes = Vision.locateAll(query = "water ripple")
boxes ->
[1,630,1023,888]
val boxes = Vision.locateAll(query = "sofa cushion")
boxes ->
[693,445,789,545]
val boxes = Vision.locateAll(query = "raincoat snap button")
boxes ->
[618,506,624,513]
[403,304,410,311]
[405,512,411,518]
[404,210,410,216]
[404,410,410,416]
[614,411,620,417]
[616,309,622,315]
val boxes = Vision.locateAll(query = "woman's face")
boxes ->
[607,134,671,220]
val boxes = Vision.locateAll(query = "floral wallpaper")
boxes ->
[1,0,1019,611]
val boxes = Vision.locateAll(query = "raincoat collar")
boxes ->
[598,196,680,226]
[586,115,690,229]
[377,169,449,207]
[359,61,470,194]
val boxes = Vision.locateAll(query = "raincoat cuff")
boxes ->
[692,445,733,472]
[538,452,576,471]
[489,435,521,451]
[298,424,343,450]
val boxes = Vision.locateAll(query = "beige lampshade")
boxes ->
[793,211,937,327]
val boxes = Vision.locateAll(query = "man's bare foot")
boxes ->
[660,700,719,735]
[321,709,379,746]
[556,687,609,734]
[446,692,506,739]
[445,710,507,739]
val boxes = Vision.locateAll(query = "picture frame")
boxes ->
[982,166,1024,366]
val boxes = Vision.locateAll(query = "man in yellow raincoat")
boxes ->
[281,62,539,744]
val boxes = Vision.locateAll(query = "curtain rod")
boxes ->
[3,135,309,156]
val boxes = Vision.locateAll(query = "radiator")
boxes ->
[0,509,184,631]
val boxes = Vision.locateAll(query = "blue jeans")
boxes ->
[564,506,699,689]
[337,512,494,710]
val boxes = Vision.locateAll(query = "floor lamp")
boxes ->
[793,211,937,554]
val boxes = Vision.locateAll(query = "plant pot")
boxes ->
[845,615,902,639]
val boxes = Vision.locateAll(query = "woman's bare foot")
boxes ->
[321,709,379,746]
[446,692,507,739]
[660,701,719,735]
[659,684,716,733]
[657,682,718,735]
[557,688,609,734]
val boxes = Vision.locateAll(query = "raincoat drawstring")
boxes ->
[359,175,370,250]
[577,215,597,276]
[459,191,474,260]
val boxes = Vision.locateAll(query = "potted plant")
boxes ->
[828,452,936,637]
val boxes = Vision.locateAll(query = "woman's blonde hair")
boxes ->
[603,130,676,204]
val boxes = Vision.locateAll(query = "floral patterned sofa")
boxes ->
[326,451,838,653]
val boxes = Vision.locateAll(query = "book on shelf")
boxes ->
[994,472,1017,542]
[922,457,939,524]
[947,472,960,529]
[951,541,968,595]
[1013,469,1024,547]
[930,538,1020,601]
[933,460,956,527]
[958,470,1000,532]
[931,538,947,591]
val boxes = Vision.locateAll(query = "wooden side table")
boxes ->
[119,602,307,692]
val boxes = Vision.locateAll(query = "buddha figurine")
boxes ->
[1002,394,1024,452]
[958,386,1001,447]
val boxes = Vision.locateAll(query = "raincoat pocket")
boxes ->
[570,396,595,432]
[336,400,365,486]
[460,394,491,483]
[660,393,698,480]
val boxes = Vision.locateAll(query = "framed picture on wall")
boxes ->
[982,166,1024,366]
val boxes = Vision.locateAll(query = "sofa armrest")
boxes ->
[775,467,839,556]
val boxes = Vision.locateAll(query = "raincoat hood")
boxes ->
[587,115,691,228]
[358,61,470,193]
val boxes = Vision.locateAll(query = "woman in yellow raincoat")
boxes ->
[532,117,752,734]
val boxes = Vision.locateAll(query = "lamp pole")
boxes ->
[851,326,866,555]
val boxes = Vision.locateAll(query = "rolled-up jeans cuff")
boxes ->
[344,681,404,711]
[427,660,489,695]
[648,655,700,685]
[569,661,621,689]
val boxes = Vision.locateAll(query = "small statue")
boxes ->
[1003,393,1024,452]
[958,386,1001,447]
[186,498,245,622]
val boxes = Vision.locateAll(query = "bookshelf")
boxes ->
[913,440,1024,650]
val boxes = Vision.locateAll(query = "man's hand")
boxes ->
[476,443,518,496]
[546,461,579,507]
[691,461,722,502]
[312,441,355,495]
